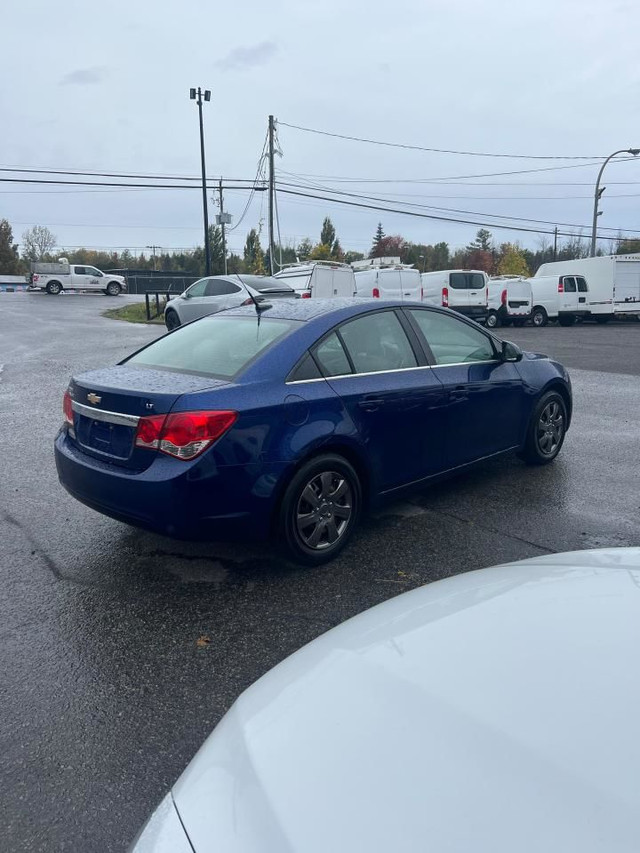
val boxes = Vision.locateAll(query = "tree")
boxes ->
[21,225,57,261]
[431,242,450,271]
[0,219,20,273]
[616,239,640,254]
[497,244,530,277]
[467,228,493,253]
[296,238,313,260]
[344,250,365,264]
[243,228,265,274]
[309,242,332,260]
[370,222,385,257]
[227,253,245,274]
[372,234,408,260]
[208,225,225,275]
[320,217,336,249]
[331,238,344,260]
[466,248,493,273]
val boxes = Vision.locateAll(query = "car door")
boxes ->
[84,266,104,291]
[178,278,211,322]
[72,265,89,290]
[406,308,528,469]
[311,309,447,492]
[205,278,244,311]
[559,276,579,313]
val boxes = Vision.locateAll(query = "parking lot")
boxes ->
[2,292,640,852]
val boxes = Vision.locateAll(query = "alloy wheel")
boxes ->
[295,471,353,551]
[536,400,564,457]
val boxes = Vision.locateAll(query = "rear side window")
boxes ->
[409,309,495,365]
[563,277,577,293]
[206,279,241,296]
[576,277,588,292]
[339,311,417,373]
[288,353,322,382]
[313,333,352,377]
[74,267,86,275]
[126,315,297,378]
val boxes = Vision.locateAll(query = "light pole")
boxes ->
[590,148,639,257]
[190,87,212,275]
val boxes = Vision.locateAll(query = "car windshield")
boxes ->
[125,315,298,378]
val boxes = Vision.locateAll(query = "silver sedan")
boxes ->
[163,274,299,330]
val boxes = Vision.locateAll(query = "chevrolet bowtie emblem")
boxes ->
[87,393,102,405]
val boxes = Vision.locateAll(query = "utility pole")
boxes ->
[190,87,212,275]
[218,178,228,275]
[146,244,161,271]
[553,227,558,261]
[268,115,276,275]
[590,148,639,257]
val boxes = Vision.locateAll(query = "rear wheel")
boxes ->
[278,454,361,566]
[558,314,576,327]
[46,280,62,295]
[519,391,567,465]
[106,281,121,296]
[486,311,500,329]
[164,309,181,331]
[531,306,548,327]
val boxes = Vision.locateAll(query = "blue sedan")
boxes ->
[55,299,572,565]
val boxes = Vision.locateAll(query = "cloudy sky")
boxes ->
[2,0,640,260]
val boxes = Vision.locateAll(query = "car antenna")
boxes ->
[234,274,272,326]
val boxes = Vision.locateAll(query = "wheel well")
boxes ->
[532,305,547,315]
[268,441,372,537]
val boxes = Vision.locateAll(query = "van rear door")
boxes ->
[447,272,487,319]
[614,259,640,310]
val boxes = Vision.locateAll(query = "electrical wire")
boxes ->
[227,133,269,232]
[278,121,609,160]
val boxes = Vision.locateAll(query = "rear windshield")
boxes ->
[450,273,485,290]
[254,281,294,293]
[125,315,298,378]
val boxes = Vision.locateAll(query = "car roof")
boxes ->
[222,297,421,323]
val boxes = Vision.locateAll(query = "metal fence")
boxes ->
[104,270,200,296]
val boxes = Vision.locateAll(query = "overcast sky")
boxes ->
[2,0,640,260]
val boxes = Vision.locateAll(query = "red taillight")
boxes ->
[33,274,40,282]
[301,291,311,299]
[501,288,507,306]
[558,277,564,293]
[241,297,253,306]
[420,286,424,301]
[63,390,74,425]
[442,286,449,307]
[372,287,380,298]
[135,410,237,460]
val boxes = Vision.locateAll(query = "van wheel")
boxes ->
[519,391,567,465]
[558,314,576,327]
[594,315,610,324]
[106,281,122,296]
[278,454,361,566]
[46,281,62,295]
[531,307,548,327]
[486,311,500,328]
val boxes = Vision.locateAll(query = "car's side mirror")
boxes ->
[501,340,523,362]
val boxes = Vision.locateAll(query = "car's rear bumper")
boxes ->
[55,430,288,542]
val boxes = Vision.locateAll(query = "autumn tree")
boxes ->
[309,243,332,260]
[21,225,57,261]
[0,219,21,273]
[372,234,408,260]
[497,244,530,277]
[466,249,493,273]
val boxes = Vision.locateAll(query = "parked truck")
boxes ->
[534,254,640,323]
[273,261,355,298]
[28,258,127,295]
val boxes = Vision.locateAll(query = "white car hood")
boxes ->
[173,549,640,853]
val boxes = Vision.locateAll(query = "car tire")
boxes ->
[46,281,62,295]
[106,281,122,296]
[165,309,181,331]
[558,314,576,327]
[278,454,362,566]
[531,306,548,327]
[486,311,500,329]
[519,391,567,466]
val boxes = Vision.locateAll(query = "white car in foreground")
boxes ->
[132,548,640,852]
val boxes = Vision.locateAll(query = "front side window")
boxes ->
[313,332,352,377]
[86,267,102,277]
[576,277,588,292]
[563,277,577,293]
[186,279,209,298]
[409,309,496,365]
[126,315,297,378]
[339,311,417,373]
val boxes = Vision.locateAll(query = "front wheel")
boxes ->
[519,391,567,465]
[164,309,181,331]
[485,311,500,329]
[531,306,548,327]
[278,454,361,565]
[106,281,122,296]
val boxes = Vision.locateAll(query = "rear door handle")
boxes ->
[449,385,469,403]
[358,398,386,412]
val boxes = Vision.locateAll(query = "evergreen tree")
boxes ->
[467,228,493,253]
[370,222,385,257]
[0,220,21,273]
[208,225,225,275]
[320,217,336,249]
[243,228,265,274]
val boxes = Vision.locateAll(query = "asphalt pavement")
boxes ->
[1,293,639,852]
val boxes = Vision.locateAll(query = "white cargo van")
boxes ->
[29,258,126,295]
[353,266,422,301]
[528,274,590,326]
[535,254,640,322]
[486,277,533,328]
[421,269,488,322]
[274,261,355,299]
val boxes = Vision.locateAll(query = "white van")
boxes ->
[528,274,589,326]
[274,261,355,299]
[535,254,640,323]
[353,266,422,301]
[421,269,488,322]
[486,277,533,328]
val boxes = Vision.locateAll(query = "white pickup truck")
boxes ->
[29,258,127,295]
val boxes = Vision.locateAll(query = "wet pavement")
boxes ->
[1,293,639,851]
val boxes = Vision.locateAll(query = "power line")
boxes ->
[278,121,606,160]
[0,165,259,183]
[0,176,266,190]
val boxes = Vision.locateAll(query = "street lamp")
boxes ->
[190,87,212,275]
[590,148,640,256]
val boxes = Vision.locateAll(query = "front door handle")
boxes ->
[358,398,385,412]
[449,386,469,403]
